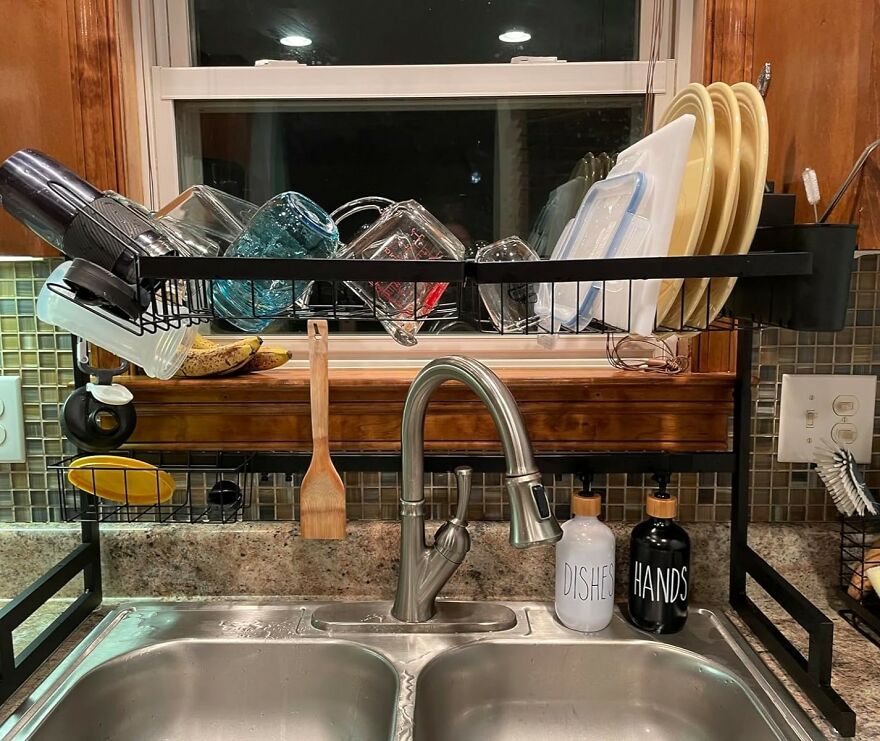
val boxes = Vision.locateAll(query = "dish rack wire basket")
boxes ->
[839,514,880,647]
[44,221,858,338]
[50,451,255,524]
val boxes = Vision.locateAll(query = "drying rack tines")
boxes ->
[16,221,863,737]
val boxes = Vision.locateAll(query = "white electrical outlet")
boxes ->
[778,374,876,463]
[0,376,25,464]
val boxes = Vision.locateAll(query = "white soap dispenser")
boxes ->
[555,486,616,632]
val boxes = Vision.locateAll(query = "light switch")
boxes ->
[0,377,25,463]
[778,374,876,463]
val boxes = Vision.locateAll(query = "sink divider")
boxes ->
[0,236,861,736]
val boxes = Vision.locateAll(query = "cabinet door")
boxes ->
[0,0,131,256]
[704,0,879,247]
[752,0,879,247]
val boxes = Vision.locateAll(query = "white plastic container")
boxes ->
[597,114,696,335]
[555,492,616,632]
[37,262,196,380]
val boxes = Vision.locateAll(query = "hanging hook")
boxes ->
[75,338,129,385]
[757,62,772,98]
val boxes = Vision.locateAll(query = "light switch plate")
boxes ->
[778,374,876,463]
[0,376,25,464]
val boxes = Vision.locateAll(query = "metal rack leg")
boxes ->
[729,323,752,602]
[72,342,103,602]
[728,323,856,737]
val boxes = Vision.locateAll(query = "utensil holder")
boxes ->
[727,223,857,331]
[840,514,880,647]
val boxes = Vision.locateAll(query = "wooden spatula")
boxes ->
[300,320,346,539]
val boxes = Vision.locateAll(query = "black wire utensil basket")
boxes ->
[839,514,880,646]
[51,451,255,524]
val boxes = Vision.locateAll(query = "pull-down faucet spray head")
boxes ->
[506,473,561,548]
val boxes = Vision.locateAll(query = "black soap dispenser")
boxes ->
[627,477,690,634]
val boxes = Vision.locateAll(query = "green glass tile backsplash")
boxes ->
[1,254,877,524]
[0,259,73,523]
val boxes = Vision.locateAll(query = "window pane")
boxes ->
[177,97,643,243]
[175,96,644,334]
[190,0,640,66]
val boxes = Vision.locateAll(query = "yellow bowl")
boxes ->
[68,456,176,505]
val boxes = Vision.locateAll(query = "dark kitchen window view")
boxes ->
[178,97,644,333]
[189,0,640,66]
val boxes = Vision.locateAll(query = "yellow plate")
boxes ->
[688,82,769,330]
[655,83,716,324]
[672,82,742,328]
[68,456,176,505]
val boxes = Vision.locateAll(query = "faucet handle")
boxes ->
[452,466,472,525]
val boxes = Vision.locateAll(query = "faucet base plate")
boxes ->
[311,600,517,634]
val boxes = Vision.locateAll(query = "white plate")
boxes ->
[589,115,696,335]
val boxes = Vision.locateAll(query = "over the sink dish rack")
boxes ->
[0,216,863,736]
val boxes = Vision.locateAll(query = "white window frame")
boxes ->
[130,0,695,366]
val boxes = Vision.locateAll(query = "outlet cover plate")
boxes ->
[0,376,25,464]
[778,374,876,463]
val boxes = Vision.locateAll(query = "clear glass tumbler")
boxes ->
[475,237,540,333]
[156,185,259,257]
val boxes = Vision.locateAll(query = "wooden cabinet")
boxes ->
[703,0,880,247]
[0,0,139,256]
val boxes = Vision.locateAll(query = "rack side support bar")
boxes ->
[728,324,856,737]
[72,351,102,613]
[0,543,101,702]
[0,340,104,704]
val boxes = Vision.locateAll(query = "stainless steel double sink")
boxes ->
[0,602,822,740]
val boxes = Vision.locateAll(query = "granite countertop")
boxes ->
[0,593,877,739]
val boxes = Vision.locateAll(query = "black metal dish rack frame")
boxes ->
[0,223,862,737]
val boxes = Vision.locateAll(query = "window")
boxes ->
[135,0,692,362]
[175,97,644,240]
[189,0,641,66]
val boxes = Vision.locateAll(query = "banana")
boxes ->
[176,336,262,378]
[191,333,219,350]
[239,346,292,373]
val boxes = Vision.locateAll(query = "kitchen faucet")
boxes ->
[391,356,562,623]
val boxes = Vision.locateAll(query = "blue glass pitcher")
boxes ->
[212,191,339,332]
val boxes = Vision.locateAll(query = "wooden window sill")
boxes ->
[123,367,734,452]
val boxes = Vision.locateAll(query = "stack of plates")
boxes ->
[656,81,769,331]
